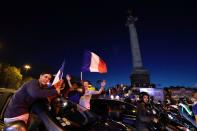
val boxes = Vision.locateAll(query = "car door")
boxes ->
[0,91,13,129]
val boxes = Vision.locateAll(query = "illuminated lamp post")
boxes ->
[24,64,31,72]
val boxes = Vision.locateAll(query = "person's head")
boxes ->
[143,95,149,104]
[71,82,80,89]
[191,92,197,103]
[83,80,89,90]
[38,72,52,87]
[140,92,149,104]
[179,97,188,105]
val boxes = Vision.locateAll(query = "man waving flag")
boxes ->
[81,51,107,73]
[52,61,65,85]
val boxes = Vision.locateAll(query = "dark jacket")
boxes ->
[4,79,57,118]
[136,102,154,131]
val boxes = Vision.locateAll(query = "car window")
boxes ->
[90,99,137,117]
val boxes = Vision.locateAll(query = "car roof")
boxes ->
[0,88,15,120]
[0,88,16,94]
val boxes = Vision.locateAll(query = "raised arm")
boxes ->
[98,80,106,94]
[27,81,58,98]
[88,80,106,95]
[66,74,72,88]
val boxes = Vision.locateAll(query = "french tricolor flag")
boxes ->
[81,51,107,73]
[52,61,65,85]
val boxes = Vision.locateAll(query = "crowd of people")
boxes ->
[135,91,197,130]
[3,70,197,130]
[3,71,106,129]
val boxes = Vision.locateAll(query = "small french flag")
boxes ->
[81,51,107,73]
[52,61,65,85]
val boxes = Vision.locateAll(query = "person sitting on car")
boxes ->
[4,71,60,127]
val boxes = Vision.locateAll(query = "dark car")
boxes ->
[90,98,137,129]
[0,89,133,131]
[0,89,16,130]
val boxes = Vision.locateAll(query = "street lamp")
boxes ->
[24,64,31,72]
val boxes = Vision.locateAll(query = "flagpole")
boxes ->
[80,72,83,81]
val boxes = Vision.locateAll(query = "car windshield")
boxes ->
[90,98,137,120]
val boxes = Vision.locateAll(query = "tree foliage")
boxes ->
[0,63,23,89]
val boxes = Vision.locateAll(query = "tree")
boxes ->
[0,63,6,87]
[1,65,23,89]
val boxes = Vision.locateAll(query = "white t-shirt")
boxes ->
[79,90,101,110]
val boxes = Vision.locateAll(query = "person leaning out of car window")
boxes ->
[4,71,60,128]
[136,92,158,131]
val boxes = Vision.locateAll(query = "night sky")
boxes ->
[0,1,197,87]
